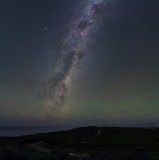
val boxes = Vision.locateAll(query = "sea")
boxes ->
[0,127,72,137]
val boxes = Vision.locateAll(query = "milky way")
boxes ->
[41,0,110,115]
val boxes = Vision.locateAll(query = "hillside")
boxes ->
[0,126,159,159]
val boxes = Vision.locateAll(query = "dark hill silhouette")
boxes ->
[0,126,159,159]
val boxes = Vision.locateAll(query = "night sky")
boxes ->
[1,0,159,127]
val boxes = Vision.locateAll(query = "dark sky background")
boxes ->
[0,0,159,127]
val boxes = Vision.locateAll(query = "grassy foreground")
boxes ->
[0,126,159,159]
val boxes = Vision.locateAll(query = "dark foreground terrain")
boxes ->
[0,126,159,160]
